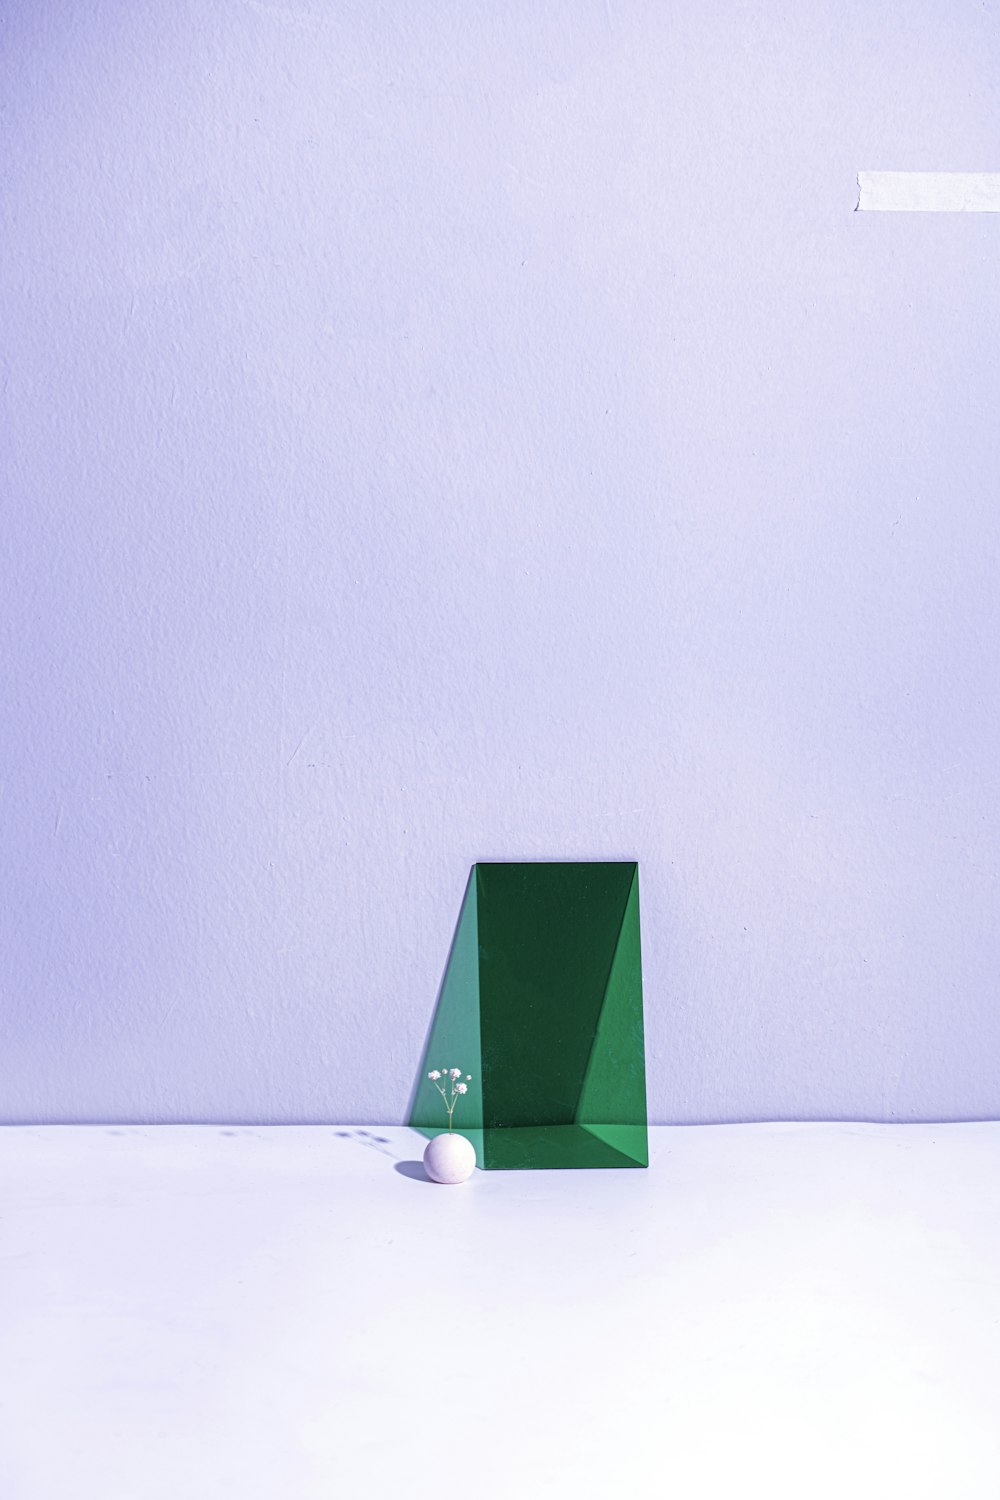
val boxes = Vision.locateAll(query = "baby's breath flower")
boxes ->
[427,1064,473,1128]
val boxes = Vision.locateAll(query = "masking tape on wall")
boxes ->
[856,172,1000,212]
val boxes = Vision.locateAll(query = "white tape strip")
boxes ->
[857,172,1000,212]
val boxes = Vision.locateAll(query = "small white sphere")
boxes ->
[424,1132,476,1184]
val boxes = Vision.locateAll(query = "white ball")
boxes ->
[423,1132,476,1184]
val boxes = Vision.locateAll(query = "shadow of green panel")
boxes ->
[409,862,648,1171]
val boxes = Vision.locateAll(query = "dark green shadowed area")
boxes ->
[409,861,648,1171]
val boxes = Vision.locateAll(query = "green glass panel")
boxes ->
[409,861,648,1171]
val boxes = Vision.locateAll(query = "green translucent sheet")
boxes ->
[410,862,648,1170]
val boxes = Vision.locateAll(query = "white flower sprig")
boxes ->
[427,1066,473,1131]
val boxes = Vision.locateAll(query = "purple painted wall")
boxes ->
[3,2,999,1123]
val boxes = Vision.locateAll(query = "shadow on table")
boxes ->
[332,1128,399,1158]
[393,1160,430,1182]
[332,1130,434,1181]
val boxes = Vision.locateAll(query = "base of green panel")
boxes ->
[409,1123,647,1172]
[483,1124,647,1171]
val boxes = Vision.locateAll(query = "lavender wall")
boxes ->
[3,1,999,1124]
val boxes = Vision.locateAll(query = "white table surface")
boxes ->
[1,1122,999,1499]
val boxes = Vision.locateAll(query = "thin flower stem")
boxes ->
[430,1070,467,1131]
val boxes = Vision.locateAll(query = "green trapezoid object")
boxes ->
[409,862,648,1170]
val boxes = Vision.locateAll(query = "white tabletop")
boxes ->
[2,1122,998,1499]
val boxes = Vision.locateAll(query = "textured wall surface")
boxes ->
[3,1,999,1123]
